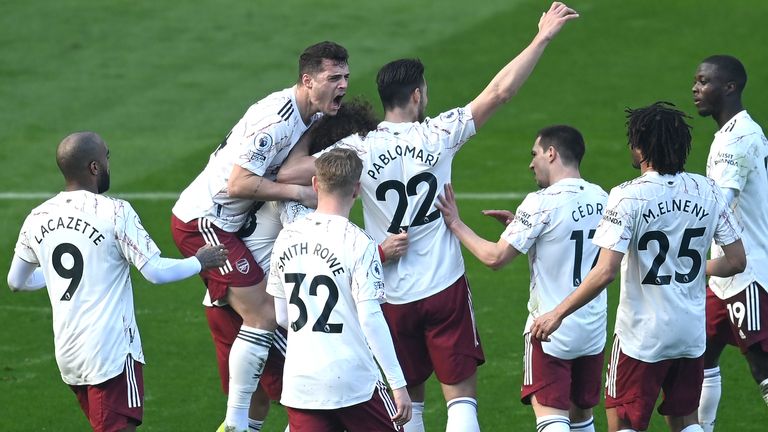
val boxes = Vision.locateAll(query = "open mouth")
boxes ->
[332,94,345,109]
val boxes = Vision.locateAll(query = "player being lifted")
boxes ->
[277,4,579,430]
[7,132,228,432]
[435,125,607,432]
[531,102,746,432]
[267,148,412,431]
[170,42,349,432]
[692,55,768,431]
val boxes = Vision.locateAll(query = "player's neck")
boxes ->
[384,106,418,123]
[64,181,97,194]
[714,101,744,129]
[548,167,581,185]
[315,194,354,219]
[294,85,315,126]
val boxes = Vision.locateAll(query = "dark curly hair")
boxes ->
[626,101,692,175]
[309,97,380,154]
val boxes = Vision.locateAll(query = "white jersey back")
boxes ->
[502,178,608,359]
[594,172,740,362]
[329,105,476,303]
[14,191,160,385]
[267,212,387,409]
[173,87,318,232]
[707,110,768,298]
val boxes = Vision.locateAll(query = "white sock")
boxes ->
[570,416,594,431]
[616,429,637,432]
[760,378,768,406]
[248,418,263,432]
[681,425,704,432]
[446,397,479,432]
[698,366,721,432]
[536,414,569,432]
[403,401,425,432]
[225,326,273,431]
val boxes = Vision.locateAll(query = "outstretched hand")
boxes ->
[529,310,563,342]
[435,183,461,231]
[195,244,228,270]
[482,209,514,227]
[537,2,579,42]
[380,231,409,262]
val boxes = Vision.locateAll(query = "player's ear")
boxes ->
[412,87,421,105]
[88,160,99,175]
[311,176,320,193]
[724,80,737,96]
[352,181,361,199]
[302,73,313,89]
[546,146,556,162]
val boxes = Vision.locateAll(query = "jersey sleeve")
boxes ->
[236,114,293,177]
[351,238,387,304]
[115,201,161,269]
[266,237,286,299]
[709,180,742,246]
[593,186,634,254]
[424,104,476,156]
[500,193,547,254]
[13,215,39,265]
[708,134,756,191]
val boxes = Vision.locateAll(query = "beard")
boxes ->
[97,171,110,194]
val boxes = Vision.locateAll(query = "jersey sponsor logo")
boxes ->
[236,258,250,274]
[243,149,267,166]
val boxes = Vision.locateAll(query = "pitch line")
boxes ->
[0,191,528,201]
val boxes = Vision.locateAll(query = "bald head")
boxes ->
[56,131,110,193]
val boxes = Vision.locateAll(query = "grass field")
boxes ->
[1,0,767,430]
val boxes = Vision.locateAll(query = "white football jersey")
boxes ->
[502,178,608,359]
[327,105,476,303]
[706,110,768,298]
[14,191,160,385]
[267,212,388,409]
[594,171,740,362]
[173,87,320,232]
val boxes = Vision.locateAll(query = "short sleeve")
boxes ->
[266,237,286,298]
[708,135,756,192]
[237,118,292,176]
[351,239,386,304]
[500,193,548,254]
[709,181,742,246]
[593,187,634,254]
[115,201,161,269]
[423,104,476,156]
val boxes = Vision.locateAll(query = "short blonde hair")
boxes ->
[315,148,363,195]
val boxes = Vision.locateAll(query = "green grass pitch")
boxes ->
[1,0,767,430]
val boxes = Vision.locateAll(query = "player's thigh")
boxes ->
[657,356,704,418]
[521,333,574,411]
[381,301,433,387]
[570,350,604,410]
[340,381,400,432]
[605,338,668,431]
[227,278,275,328]
[286,407,343,432]
[724,283,768,354]
[70,356,144,432]
[421,275,484,386]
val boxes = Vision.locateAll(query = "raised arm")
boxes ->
[470,2,579,129]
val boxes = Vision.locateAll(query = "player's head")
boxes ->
[625,102,691,175]
[529,125,585,188]
[298,41,350,116]
[692,55,747,118]
[308,97,380,154]
[314,148,363,198]
[376,59,427,121]
[56,131,111,194]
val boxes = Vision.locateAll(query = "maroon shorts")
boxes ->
[381,275,485,386]
[706,283,768,353]
[605,337,703,431]
[286,381,400,432]
[520,333,603,410]
[171,215,264,301]
[204,304,285,400]
[69,356,144,432]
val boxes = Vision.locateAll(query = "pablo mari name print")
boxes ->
[367,144,441,180]
[34,216,105,245]
[276,241,345,276]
